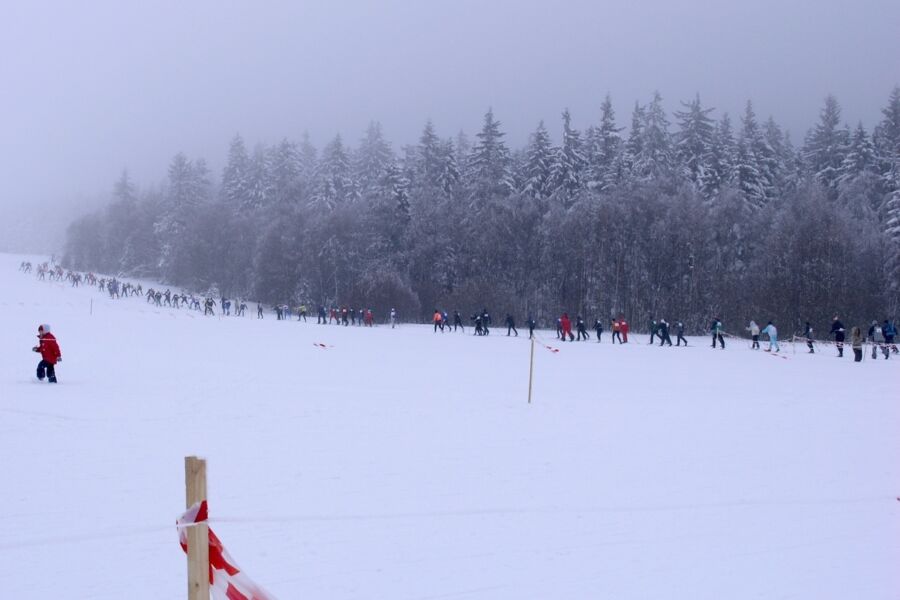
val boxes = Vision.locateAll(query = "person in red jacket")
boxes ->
[560,312,575,341]
[619,317,630,343]
[32,323,61,383]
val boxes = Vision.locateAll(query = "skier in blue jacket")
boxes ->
[761,321,779,352]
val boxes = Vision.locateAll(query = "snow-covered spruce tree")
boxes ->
[313,134,356,211]
[269,138,301,208]
[521,120,554,202]
[674,94,715,189]
[876,88,900,297]
[839,122,876,184]
[354,122,395,200]
[548,109,587,208]
[466,108,514,207]
[735,102,773,209]
[297,132,318,197]
[436,138,461,196]
[156,152,209,284]
[804,95,848,197]
[585,94,623,192]
[623,101,644,179]
[221,134,250,211]
[701,113,736,199]
[244,145,273,211]
[632,92,674,181]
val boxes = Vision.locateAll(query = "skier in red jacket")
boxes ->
[560,313,575,341]
[32,324,61,383]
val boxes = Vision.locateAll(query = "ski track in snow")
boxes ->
[1,253,898,599]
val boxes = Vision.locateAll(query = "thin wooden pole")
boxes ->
[185,456,209,600]
[528,336,535,404]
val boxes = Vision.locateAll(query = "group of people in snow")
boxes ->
[22,264,899,386]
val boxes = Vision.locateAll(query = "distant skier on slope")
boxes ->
[560,313,575,342]
[675,320,687,346]
[746,320,760,349]
[32,324,61,383]
[711,317,725,349]
[804,322,815,353]
[505,314,518,337]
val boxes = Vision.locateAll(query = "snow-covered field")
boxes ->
[0,253,897,599]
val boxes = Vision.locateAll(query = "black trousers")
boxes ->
[507,325,518,336]
[676,333,687,346]
[752,335,759,349]
[659,332,672,346]
[37,360,57,382]
[853,348,862,362]
[712,333,725,348]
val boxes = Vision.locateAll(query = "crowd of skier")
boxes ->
[19,260,899,385]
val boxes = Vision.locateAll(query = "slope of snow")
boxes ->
[0,254,897,599]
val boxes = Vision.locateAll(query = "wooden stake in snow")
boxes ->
[528,336,535,404]
[185,456,210,600]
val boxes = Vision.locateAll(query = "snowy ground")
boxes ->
[0,253,898,599]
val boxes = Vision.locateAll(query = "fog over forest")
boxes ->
[4,1,899,330]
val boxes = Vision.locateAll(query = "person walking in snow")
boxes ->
[32,324,61,383]
[658,319,672,346]
[883,319,898,355]
[472,312,484,336]
[527,315,536,339]
[868,320,887,359]
[560,313,575,342]
[390,308,398,328]
[746,320,760,349]
[482,309,491,335]
[594,318,603,343]
[711,317,725,349]
[453,310,464,332]
[611,318,621,344]
[830,316,846,357]
[575,316,589,341]
[648,317,658,345]
[505,314,518,337]
[851,326,863,362]
[433,309,443,332]
[619,318,629,343]
[804,322,815,353]
[675,320,687,346]
[761,321,780,352]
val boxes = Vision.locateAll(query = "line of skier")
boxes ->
[21,265,899,362]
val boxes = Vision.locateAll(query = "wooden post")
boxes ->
[527,336,535,404]
[185,456,209,600]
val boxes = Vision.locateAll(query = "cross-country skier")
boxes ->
[711,317,725,349]
[868,321,888,359]
[648,317,658,344]
[433,309,443,332]
[675,320,687,346]
[761,321,779,352]
[390,308,397,328]
[851,326,863,362]
[883,319,898,354]
[611,318,621,344]
[505,314,518,336]
[658,319,672,346]
[32,324,61,383]
[560,313,575,342]
[747,320,760,349]
[804,322,815,353]
[575,316,589,341]
[830,316,845,357]
[594,318,603,342]
[527,315,536,339]
[453,310,464,332]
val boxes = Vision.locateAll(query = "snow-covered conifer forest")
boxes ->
[64,91,900,329]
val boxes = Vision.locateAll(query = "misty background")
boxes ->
[2,0,898,253]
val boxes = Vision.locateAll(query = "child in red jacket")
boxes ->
[32,323,61,383]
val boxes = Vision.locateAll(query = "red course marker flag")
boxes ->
[178,501,275,600]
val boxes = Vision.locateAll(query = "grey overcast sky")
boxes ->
[1,0,898,252]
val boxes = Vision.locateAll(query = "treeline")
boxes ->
[64,89,900,332]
